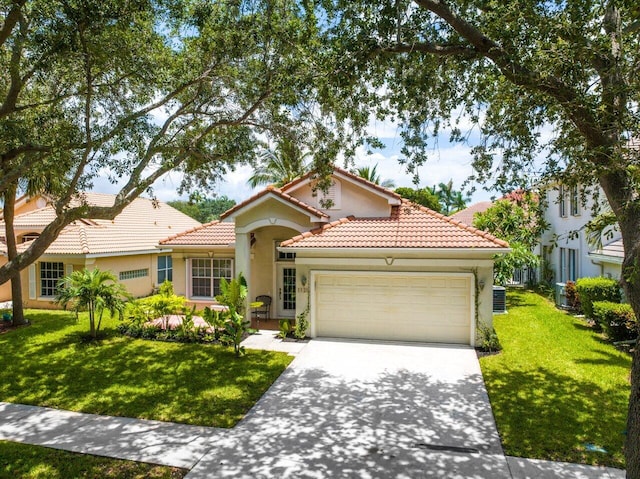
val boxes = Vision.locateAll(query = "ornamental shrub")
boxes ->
[575,277,621,318]
[592,301,637,342]
[477,322,502,352]
[564,280,581,312]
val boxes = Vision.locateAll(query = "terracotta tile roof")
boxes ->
[160,221,236,246]
[10,194,201,255]
[220,185,328,221]
[281,165,402,201]
[450,201,494,226]
[280,200,509,249]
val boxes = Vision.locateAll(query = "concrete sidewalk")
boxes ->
[0,403,626,478]
[0,402,225,469]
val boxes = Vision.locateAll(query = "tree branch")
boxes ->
[413,0,609,149]
[379,41,477,58]
[0,0,25,48]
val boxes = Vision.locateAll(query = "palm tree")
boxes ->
[55,268,130,339]
[436,180,456,215]
[451,190,471,214]
[248,136,310,188]
[355,164,395,188]
[436,180,470,215]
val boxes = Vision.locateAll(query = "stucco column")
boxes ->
[235,232,252,317]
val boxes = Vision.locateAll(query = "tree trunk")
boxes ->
[2,182,26,325]
[622,240,640,479]
[89,302,96,338]
[601,170,640,479]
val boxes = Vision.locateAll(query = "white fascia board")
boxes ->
[156,244,234,251]
[85,249,164,259]
[224,192,326,223]
[588,252,624,265]
[331,170,402,205]
[284,171,402,206]
[296,256,495,268]
[279,247,511,256]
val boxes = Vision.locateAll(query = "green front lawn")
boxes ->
[480,289,631,468]
[0,310,292,427]
[0,440,186,479]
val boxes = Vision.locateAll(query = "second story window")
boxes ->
[558,185,567,218]
[570,186,580,216]
[21,233,40,243]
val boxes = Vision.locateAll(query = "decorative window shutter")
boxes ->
[66,264,73,276]
[319,179,341,210]
[28,264,36,299]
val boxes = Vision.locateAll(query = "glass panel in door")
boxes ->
[278,266,296,317]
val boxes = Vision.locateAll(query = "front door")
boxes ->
[277,265,296,318]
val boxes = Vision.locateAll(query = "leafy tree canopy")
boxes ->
[0,0,330,286]
[394,186,441,212]
[473,193,547,285]
[168,196,236,223]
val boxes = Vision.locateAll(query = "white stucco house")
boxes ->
[539,184,622,283]
[159,167,509,346]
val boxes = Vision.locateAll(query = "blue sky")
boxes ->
[93,115,496,206]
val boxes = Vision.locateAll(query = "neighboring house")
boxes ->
[539,184,622,283]
[0,193,201,307]
[450,201,493,225]
[160,167,509,346]
[588,238,624,279]
[451,198,538,286]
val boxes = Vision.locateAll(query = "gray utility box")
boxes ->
[555,282,569,308]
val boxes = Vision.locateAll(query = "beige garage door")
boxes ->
[314,272,472,344]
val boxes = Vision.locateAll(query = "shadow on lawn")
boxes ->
[0,311,290,428]
[482,366,628,469]
[505,289,540,309]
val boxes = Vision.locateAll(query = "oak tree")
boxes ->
[317,1,640,475]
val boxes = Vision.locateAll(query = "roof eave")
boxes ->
[278,246,512,255]
[222,192,327,223]
[157,243,235,250]
[588,252,624,265]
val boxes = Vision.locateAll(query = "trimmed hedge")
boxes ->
[592,301,637,342]
[575,277,621,318]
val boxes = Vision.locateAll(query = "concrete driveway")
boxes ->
[187,339,511,478]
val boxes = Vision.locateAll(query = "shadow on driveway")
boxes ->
[188,339,510,478]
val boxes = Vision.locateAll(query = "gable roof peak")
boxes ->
[280,164,402,202]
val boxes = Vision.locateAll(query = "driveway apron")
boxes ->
[187,339,510,478]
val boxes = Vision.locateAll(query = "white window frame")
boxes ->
[559,185,568,218]
[559,247,578,282]
[274,241,296,262]
[39,261,65,298]
[188,258,234,299]
[21,232,40,243]
[570,186,580,216]
[157,255,173,284]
